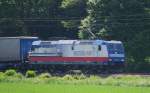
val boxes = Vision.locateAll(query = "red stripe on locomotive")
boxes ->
[29,56,109,63]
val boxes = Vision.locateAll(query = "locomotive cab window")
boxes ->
[31,47,34,51]
[98,45,101,51]
[31,46,37,51]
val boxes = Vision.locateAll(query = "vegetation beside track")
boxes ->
[1,69,150,87]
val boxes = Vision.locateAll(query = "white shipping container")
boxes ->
[0,38,20,62]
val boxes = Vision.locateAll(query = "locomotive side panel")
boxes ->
[73,44,95,57]
[29,40,109,64]
[61,44,74,57]
[99,45,108,57]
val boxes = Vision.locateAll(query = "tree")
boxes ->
[0,0,69,39]
[79,0,150,71]
[60,0,87,38]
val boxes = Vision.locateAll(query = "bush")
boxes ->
[89,75,100,80]
[63,74,86,80]
[5,69,17,76]
[0,72,5,82]
[0,72,4,76]
[73,74,86,80]
[38,73,51,79]
[63,74,74,80]
[15,73,23,79]
[26,70,36,78]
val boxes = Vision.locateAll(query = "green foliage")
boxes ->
[15,73,23,79]
[0,72,5,82]
[89,75,100,80]
[126,31,150,72]
[60,0,87,35]
[79,16,95,39]
[38,73,51,79]
[61,0,81,8]
[79,0,108,39]
[63,74,86,80]
[0,71,24,82]
[145,57,150,64]
[26,70,36,78]
[73,74,86,80]
[5,69,17,76]
[0,0,76,39]
[61,21,78,28]
[1,72,150,87]
[63,74,74,80]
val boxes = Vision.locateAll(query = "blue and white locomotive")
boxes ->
[29,40,125,66]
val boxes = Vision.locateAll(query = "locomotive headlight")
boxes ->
[121,59,125,62]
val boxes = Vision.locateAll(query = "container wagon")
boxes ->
[0,37,38,69]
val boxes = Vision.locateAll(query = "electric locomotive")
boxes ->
[28,40,125,70]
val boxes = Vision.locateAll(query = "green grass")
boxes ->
[0,83,150,93]
[1,70,150,93]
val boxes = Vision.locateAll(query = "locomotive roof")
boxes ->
[106,40,122,44]
[58,40,77,44]
[32,40,123,46]
[32,40,107,45]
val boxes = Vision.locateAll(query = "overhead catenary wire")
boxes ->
[0,13,150,20]
[0,23,149,28]
[0,18,150,22]
[0,14,150,27]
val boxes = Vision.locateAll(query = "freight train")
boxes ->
[0,37,125,72]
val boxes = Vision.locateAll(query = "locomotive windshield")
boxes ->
[31,45,39,51]
[107,43,124,54]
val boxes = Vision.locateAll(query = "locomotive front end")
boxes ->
[106,41,125,66]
